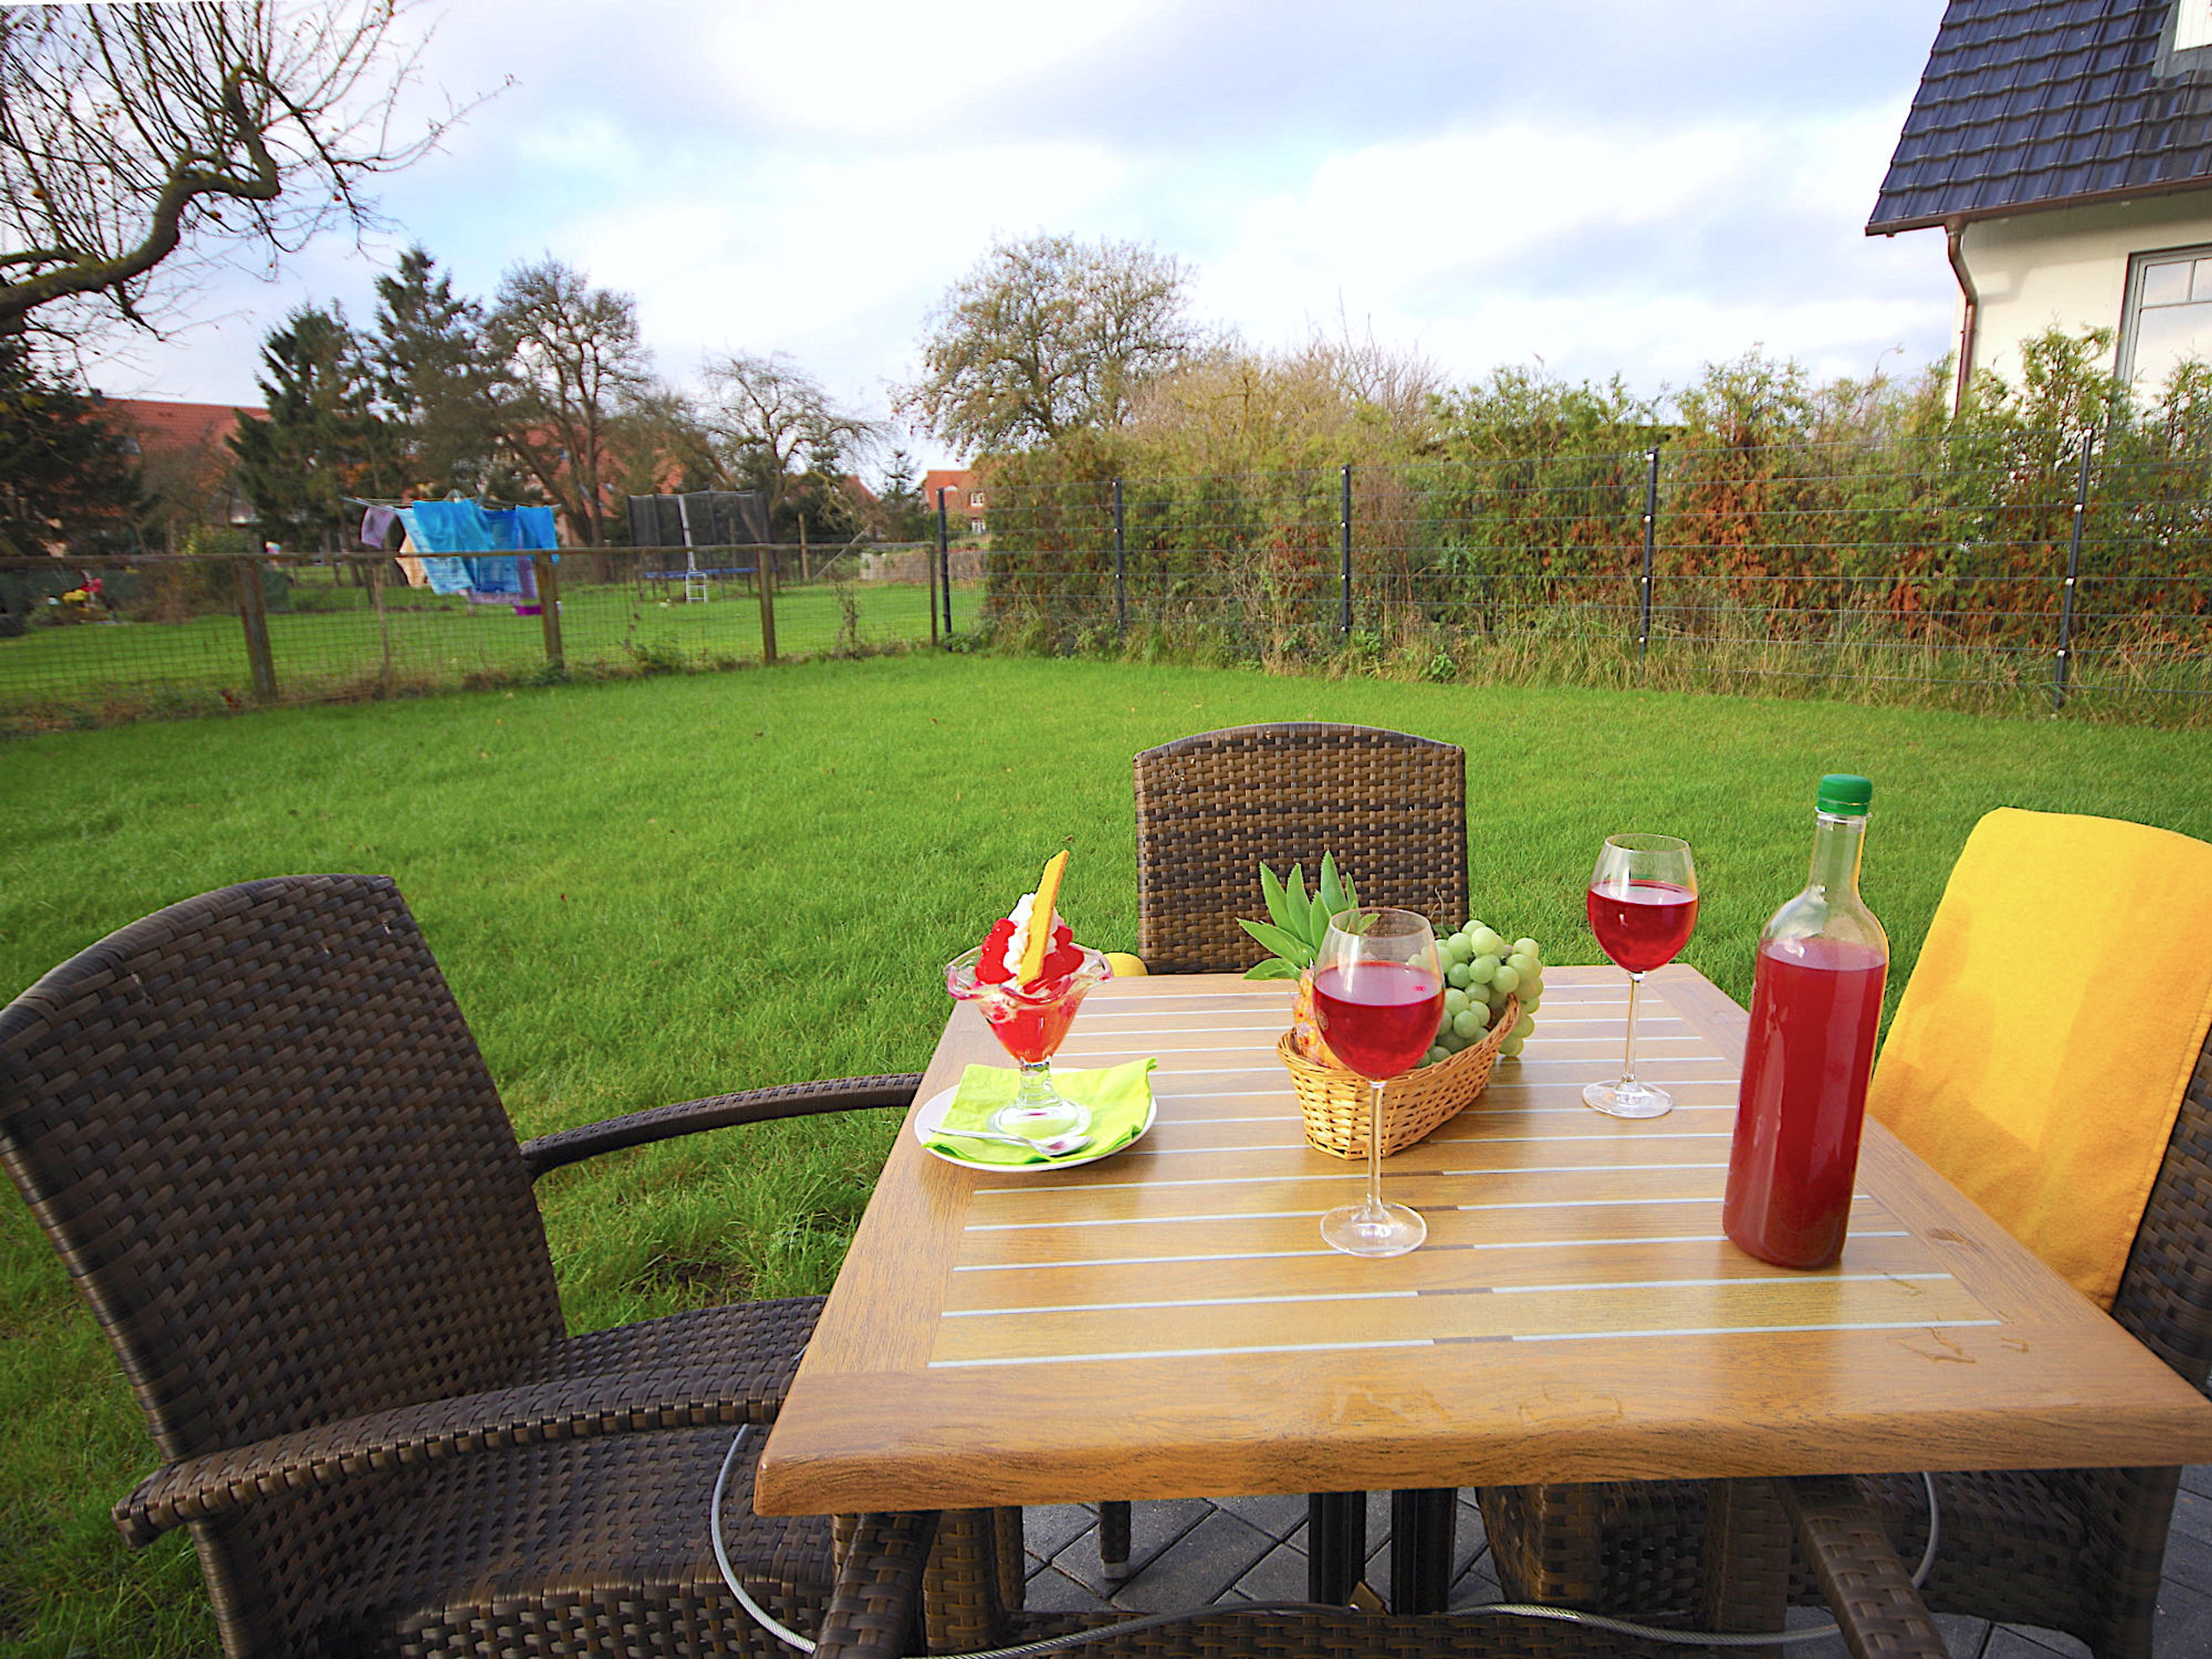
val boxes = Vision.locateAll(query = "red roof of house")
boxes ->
[921,468,976,503]
[93,396,262,459]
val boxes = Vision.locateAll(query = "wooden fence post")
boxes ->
[369,555,395,698]
[534,551,564,673]
[758,543,779,665]
[234,556,278,701]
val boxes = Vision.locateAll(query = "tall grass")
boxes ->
[6,654,2212,1654]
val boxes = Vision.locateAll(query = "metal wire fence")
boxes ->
[0,543,970,732]
[9,437,2209,731]
[974,437,2212,718]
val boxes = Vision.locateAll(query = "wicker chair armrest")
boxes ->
[114,1363,789,1548]
[813,1511,939,1659]
[1778,1475,1948,1659]
[518,1074,923,1178]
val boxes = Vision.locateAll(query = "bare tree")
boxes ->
[900,234,1203,453]
[701,350,881,531]
[484,258,653,547]
[0,2,465,344]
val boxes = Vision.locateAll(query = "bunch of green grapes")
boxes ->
[1421,922,1543,1066]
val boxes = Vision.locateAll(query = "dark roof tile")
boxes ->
[1870,0,2212,230]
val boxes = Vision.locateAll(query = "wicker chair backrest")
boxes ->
[1133,724,1468,975]
[2110,1025,2212,1392]
[0,874,564,1465]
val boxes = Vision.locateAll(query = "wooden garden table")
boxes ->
[755,965,2212,1615]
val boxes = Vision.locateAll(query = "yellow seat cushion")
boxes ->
[1866,808,2212,1309]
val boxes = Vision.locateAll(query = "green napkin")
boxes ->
[926,1059,1157,1165]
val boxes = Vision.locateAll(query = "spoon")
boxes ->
[934,1125,1094,1158]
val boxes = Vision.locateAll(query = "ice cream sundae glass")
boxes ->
[946,851,1113,1138]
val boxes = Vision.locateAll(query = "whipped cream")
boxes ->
[1001,890,1058,981]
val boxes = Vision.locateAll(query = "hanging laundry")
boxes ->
[358,505,403,550]
[397,503,559,611]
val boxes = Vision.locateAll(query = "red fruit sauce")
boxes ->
[983,991,1084,1063]
[975,918,1079,986]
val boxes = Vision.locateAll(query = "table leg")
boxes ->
[1389,1488,1457,1613]
[1306,1491,1366,1604]
[1099,1498,1132,1581]
[1698,1478,1792,1657]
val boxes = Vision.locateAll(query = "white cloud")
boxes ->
[1201,122,1756,327]
[1191,109,1952,389]
[698,0,1179,138]
[565,139,1134,418]
[70,0,1960,449]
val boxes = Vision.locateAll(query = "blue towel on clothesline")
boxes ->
[399,503,559,599]
[402,502,560,553]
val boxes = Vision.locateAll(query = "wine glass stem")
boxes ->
[1366,1080,1387,1215]
[1621,971,1644,1086]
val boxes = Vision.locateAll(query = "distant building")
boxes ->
[921,468,987,535]
[1873,0,2212,407]
[91,395,262,545]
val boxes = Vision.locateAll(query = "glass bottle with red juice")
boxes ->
[1722,774,1888,1270]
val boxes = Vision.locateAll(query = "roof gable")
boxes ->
[1869,0,2212,233]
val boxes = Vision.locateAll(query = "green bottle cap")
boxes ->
[1818,773,1873,816]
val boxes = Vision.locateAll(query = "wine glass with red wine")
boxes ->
[1583,834,1699,1119]
[1312,907,1445,1257]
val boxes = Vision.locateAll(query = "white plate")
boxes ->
[912,1082,1157,1172]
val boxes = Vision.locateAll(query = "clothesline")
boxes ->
[340,493,533,512]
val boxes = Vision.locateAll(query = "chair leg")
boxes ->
[1307,1491,1366,1604]
[1778,1476,1948,1659]
[1099,1499,1132,1581]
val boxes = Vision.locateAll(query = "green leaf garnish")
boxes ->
[1319,852,1345,921]
[1238,918,1316,966]
[1260,861,1302,936]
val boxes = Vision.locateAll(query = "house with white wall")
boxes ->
[1872,0,2212,408]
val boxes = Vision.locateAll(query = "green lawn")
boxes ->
[0,577,978,724]
[5,654,2211,1656]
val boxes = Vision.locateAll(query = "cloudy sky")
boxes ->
[88,0,1959,472]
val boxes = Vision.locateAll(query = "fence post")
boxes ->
[533,551,564,674]
[369,555,395,698]
[2052,430,2095,712]
[234,556,278,701]
[1638,444,1662,660]
[757,542,779,665]
[927,525,940,649]
[1339,464,1354,637]
[938,487,953,636]
[1112,478,1127,643]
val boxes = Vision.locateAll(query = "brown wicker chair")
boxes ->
[1122,724,1469,1594]
[1475,1022,2212,1659]
[1132,723,1469,974]
[0,873,921,1659]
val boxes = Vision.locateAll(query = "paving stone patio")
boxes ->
[1013,1465,2212,1657]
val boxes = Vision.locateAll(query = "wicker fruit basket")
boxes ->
[1278,994,1518,1160]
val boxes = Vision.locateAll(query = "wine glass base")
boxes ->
[1583,1079,1672,1119]
[1321,1200,1427,1257]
